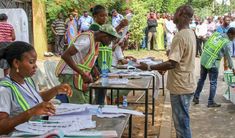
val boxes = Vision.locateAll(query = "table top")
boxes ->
[89,115,130,138]
[89,76,152,90]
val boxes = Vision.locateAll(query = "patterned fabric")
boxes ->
[52,19,66,35]
[0,22,14,42]
[56,31,99,92]
[99,24,120,38]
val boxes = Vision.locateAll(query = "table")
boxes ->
[10,115,132,138]
[91,115,132,138]
[89,76,152,138]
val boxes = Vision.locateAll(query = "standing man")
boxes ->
[193,28,235,107]
[217,16,231,71]
[111,9,124,29]
[195,19,207,57]
[206,16,216,38]
[147,12,157,50]
[138,5,196,138]
[165,15,176,50]
[0,13,16,76]
[217,16,231,34]
[78,11,93,33]
[51,12,66,55]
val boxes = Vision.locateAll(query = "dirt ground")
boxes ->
[120,90,165,138]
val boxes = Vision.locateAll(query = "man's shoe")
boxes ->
[193,97,199,104]
[207,102,221,108]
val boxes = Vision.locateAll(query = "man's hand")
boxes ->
[81,72,93,83]
[136,62,148,70]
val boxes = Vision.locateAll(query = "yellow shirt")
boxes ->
[167,29,196,94]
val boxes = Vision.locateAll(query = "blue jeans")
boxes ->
[194,65,219,104]
[170,93,193,138]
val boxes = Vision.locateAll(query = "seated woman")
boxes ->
[0,41,72,135]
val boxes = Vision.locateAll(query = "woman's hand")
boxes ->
[55,84,73,97]
[30,102,55,116]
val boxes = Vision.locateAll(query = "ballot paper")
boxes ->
[15,115,96,135]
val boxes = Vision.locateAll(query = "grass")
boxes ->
[124,49,168,61]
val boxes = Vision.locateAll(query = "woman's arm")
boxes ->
[40,84,72,102]
[0,102,55,135]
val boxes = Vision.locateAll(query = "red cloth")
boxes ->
[0,22,14,42]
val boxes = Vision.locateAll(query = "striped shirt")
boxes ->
[52,19,66,35]
[0,22,14,42]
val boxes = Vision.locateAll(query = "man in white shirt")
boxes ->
[195,20,207,57]
[165,15,177,50]
[78,11,94,33]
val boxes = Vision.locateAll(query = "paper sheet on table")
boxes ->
[15,115,95,135]
[87,105,143,116]
[54,103,89,115]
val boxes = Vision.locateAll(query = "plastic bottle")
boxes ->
[122,96,128,108]
[101,61,109,86]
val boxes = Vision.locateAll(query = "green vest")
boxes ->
[0,78,35,111]
[98,44,113,70]
[201,32,229,69]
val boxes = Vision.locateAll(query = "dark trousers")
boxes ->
[196,37,204,56]
[194,65,219,105]
[55,35,65,55]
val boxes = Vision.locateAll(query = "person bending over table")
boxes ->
[0,41,72,135]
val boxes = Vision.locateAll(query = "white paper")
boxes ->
[16,115,96,135]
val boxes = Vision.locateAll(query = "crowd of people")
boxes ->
[1,3,235,138]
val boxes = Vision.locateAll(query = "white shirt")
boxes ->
[195,23,207,37]
[112,46,124,66]
[165,20,176,34]
[61,34,92,74]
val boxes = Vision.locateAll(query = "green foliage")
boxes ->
[128,0,148,49]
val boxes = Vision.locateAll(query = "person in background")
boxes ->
[206,16,216,38]
[195,19,207,57]
[0,13,16,76]
[230,16,235,56]
[0,41,72,135]
[156,13,165,50]
[217,16,231,34]
[147,11,157,51]
[165,15,176,50]
[217,16,231,71]
[111,9,124,29]
[51,12,66,56]
[138,5,196,138]
[193,28,235,107]
[56,24,120,104]
[65,14,78,45]
[78,11,93,33]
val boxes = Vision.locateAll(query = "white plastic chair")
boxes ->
[43,60,60,88]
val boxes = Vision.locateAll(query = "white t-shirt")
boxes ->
[61,34,93,74]
[112,46,124,66]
